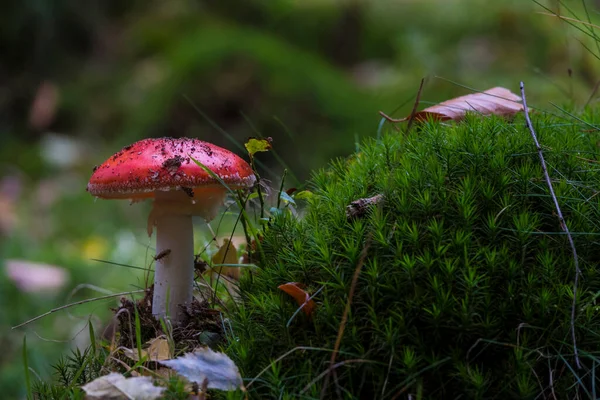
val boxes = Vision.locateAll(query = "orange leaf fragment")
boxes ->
[385,87,526,123]
[278,282,316,317]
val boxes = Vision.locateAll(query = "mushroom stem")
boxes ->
[152,212,194,322]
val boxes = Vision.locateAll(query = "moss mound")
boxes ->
[229,114,600,398]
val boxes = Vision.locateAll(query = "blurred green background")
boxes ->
[1,0,599,397]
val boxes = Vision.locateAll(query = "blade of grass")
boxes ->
[581,0,600,56]
[134,304,144,364]
[385,357,452,400]
[535,2,600,45]
[246,346,359,389]
[66,354,90,391]
[276,169,287,210]
[89,319,96,357]
[551,102,600,131]
[23,335,32,400]
[90,258,151,272]
[190,155,264,260]
[241,112,300,185]
[182,94,275,179]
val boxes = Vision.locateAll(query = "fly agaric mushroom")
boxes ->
[87,137,255,322]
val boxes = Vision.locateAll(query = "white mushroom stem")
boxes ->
[149,188,228,322]
[153,212,194,321]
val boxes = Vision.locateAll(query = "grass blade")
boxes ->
[23,335,32,400]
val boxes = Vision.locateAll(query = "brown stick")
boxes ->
[405,78,425,134]
[378,111,407,124]
[520,81,581,369]
[320,237,372,398]
[12,290,145,329]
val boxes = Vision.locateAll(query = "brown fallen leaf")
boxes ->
[278,282,316,317]
[209,238,241,280]
[122,336,171,362]
[381,87,525,123]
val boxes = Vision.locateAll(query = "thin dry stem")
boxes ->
[405,78,425,134]
[246,346,336,389]
[301,359,376,395]
[520,81,581,369]
[12,290,145,329]
[378,111,406,131]
[320,237,371,398]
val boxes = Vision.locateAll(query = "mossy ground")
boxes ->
[227,112,600,398]
[33,111,600,399]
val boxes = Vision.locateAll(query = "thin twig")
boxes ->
[300,359,377,395]
[520,81,581,369]
[378,112,403,132]
[12,290,145,329]
[286,285,325,327]
[381,354,394,396]
[405,78,425,134]
[548,358,557,400]
[378,111,407,123]
[246,346,342,389]
[320,237,372,398]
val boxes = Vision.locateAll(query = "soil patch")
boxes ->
[114,285,224,354]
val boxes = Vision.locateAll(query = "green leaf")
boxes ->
[245,137,272,157]
[294,190,314,201]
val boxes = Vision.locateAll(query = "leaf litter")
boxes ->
[159,347,244,391]
[82,373,165,400]
[381,86,526,123]
[278,282,316,317]
[114,286,223,357]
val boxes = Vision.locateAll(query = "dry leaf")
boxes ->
[278,282,316,317]
[82,373,165,400]
[384,87,525,123]
[122,337,171,362]
[146,337,171,361]
[159,347,244,391]
[209,239,241,280]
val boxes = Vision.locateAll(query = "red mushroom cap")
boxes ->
[87,137,255,199]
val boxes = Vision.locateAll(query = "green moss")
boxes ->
[228,113,600,398]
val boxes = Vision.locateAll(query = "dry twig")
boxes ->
[12,290,145,329]
[405,78,425,134]
[320,237,372,398]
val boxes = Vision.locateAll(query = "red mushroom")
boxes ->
[87,137,255,322]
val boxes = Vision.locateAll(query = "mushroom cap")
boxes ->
[87,137,256,199]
